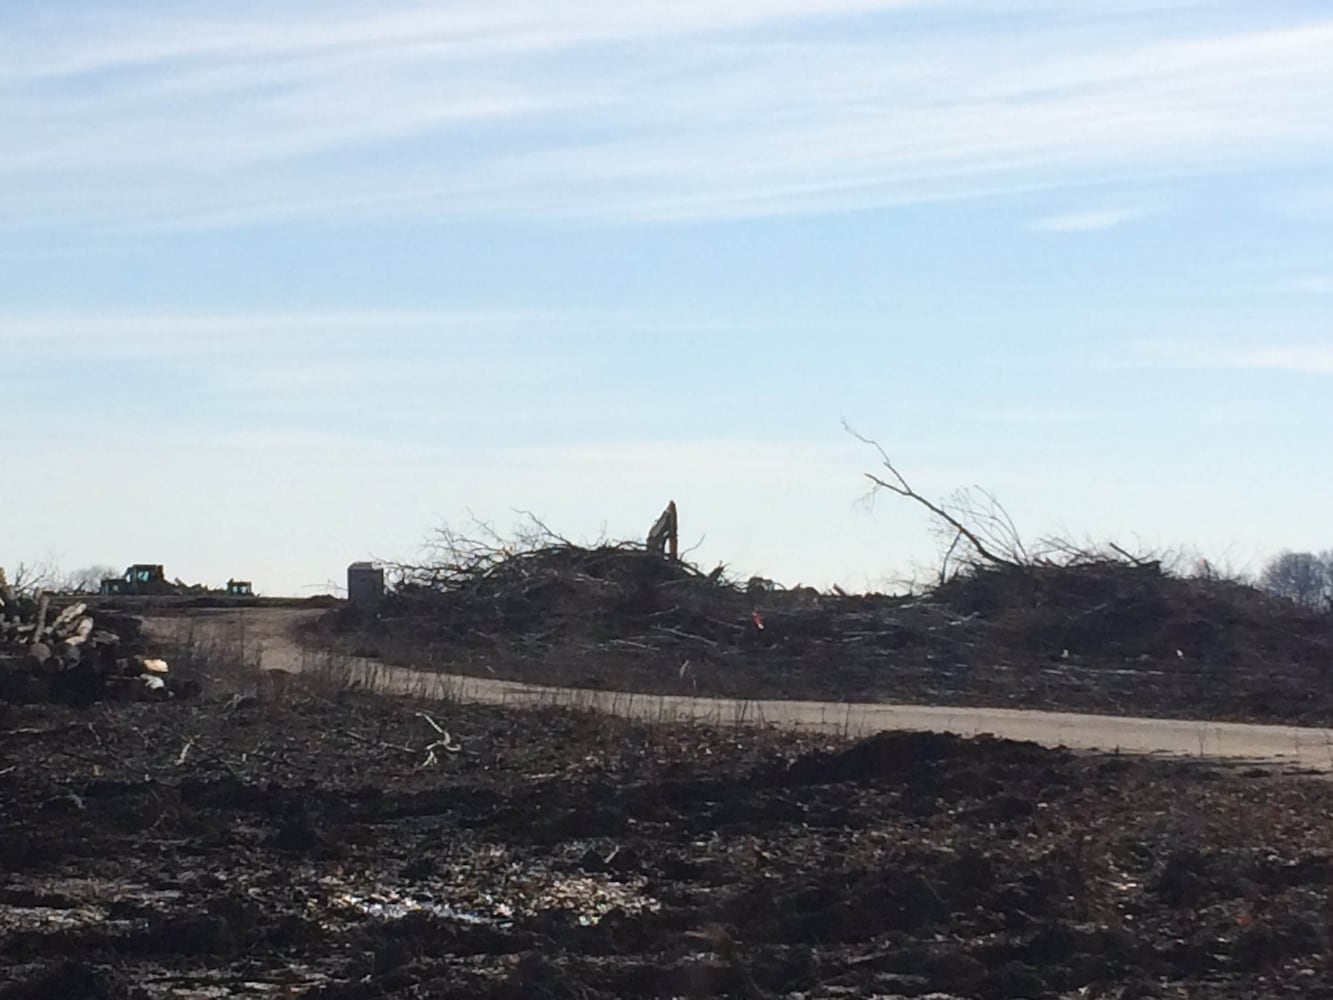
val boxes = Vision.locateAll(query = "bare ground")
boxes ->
[4,686,1333,999]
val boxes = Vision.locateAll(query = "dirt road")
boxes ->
[144,608,1333,770]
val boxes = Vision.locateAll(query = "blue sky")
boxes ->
[3,1,1331,594]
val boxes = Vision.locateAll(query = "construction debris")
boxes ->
[0,567,180,705]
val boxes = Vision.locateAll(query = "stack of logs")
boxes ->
[0,567,172,705]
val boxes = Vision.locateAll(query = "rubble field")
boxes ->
[318,545,1333,727]
[3,689,1333,999]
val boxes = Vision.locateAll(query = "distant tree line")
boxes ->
[1260,551,1333,610]
[2,561,120,597]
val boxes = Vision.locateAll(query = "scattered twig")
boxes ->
[651,625,719,647]
[416,711,445,735]
[345,730,417,755]
[1110,542,1150,567]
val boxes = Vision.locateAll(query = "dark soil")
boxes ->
[318,547,1333,726]
[3,692,1333,997]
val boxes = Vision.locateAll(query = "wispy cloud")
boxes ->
[1227,347,1333,375]
[0,308,724,451]
[1031,208,1147,232]
[957,404,1106,424]
[0,309,547,353]
[0,2,921,83]
[1273,276,1333,294]
[1275,183,1333,222]
[1134,339,1333,375]
[2,5,1331,228]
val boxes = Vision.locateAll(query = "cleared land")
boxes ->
[5,552,1332,998]
[4,691,1333,999]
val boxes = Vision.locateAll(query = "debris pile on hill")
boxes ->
[934,557,1333,666]
[376,542,1333,666]
[376,541,921,660]
[322,539,1333,724]
[0,567,177,705]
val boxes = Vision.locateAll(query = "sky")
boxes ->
[3,1,1331,595]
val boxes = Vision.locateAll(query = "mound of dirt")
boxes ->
[782,729,1058,785]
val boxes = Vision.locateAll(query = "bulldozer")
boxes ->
[100,564,177,596]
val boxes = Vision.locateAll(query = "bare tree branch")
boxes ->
[844,421,1023,570]
[938,529,963,586]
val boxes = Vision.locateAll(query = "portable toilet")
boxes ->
[347,562,385,611]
